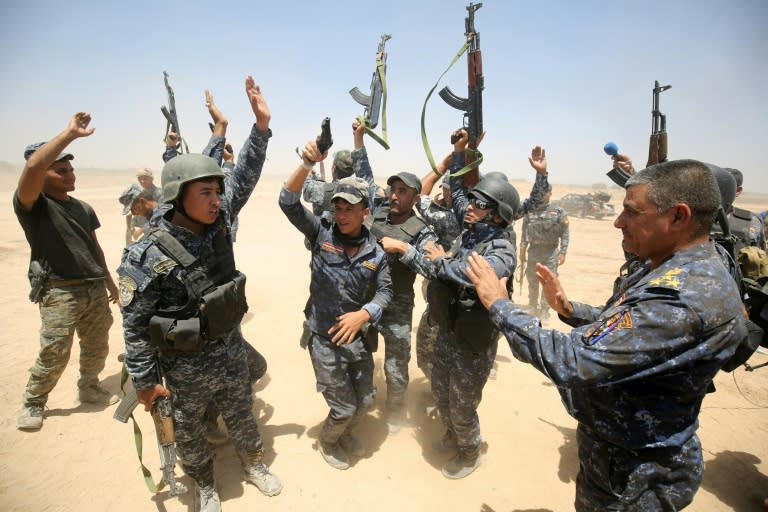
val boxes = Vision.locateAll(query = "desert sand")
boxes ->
[0,169,766,512]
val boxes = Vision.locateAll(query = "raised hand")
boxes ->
[528,145,547,175]
[245,75,271,131]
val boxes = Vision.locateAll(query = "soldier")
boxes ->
[351,122,439,432]
[383,129,550,479]
[302,149,355,215]
[467,159,747,510]
[726,168,766,250]
[118,77,281,510]
[120,168,163,244]
[279,137,393,470]
[519,184,569,318]
[14,112,120,431]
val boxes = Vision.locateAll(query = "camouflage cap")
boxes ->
[332,176,369,206]
[23,141,74,162]
[387,171,422,194]
[333,150,354,177]
[119,184,154,215]
[136,167,153,178]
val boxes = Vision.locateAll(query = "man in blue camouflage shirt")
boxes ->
[467,159,747,511]
[279,136,393,471]
[118,77,280,511]
[382,129,550,479]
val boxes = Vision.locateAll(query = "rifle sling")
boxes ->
[420,41,483,178]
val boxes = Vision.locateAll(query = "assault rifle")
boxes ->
[114,364,187,497]
[350,34,391,130]
[646,80,671,167]
[161,71,189,154]
[440,3,484,147]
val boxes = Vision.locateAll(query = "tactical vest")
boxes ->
[146,228,247,354]
[729,207,753,254]
[369,208,428,296]
[319,182,336,214]
[526,208,563,248]
[426,236,502,353]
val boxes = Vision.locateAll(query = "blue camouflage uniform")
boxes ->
[414,194,462,379]
[279,185,393,446]
[488,242,746,510]
[520,201,569,313]
[399,151,549,458]
[353,149,438,413]
[119,125,270,486]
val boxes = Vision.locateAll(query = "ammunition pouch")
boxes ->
[426,279,497,352]
[363,324,379,352]
[149,272,248,354]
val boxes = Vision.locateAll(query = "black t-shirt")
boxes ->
[14,192,106,280]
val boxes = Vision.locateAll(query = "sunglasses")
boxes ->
[468,195,497,210]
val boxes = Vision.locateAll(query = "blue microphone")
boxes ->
[604,142,619,157]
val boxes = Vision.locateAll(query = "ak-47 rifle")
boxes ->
[646,80,671,167]
[161,71,189,154]
[114,362,187,497]
[441,3,484,150]
[350,34,391,132]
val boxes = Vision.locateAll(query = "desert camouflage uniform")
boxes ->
[279,185,393,446]
[119,125,270,486]
[520,202,569,312]
[488,242,746,510]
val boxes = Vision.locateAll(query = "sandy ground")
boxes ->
[0,170,767,512]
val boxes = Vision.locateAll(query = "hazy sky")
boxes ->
[1,0,766,192]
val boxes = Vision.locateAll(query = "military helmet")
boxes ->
[482,171,508,182]
[161,154,225,203]
[471,177,520,224]
[706,163,736,209]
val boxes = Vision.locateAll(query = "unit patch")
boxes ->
[118,276,137,307]
[153,259,178,274]
[321,241,344,255]
[362,260,378,271]
[582,309,633,345]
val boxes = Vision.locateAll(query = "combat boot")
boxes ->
[442,448,481,479]
[77,383,119,406]
[197,484,222,512]
[240,447,282,496]
[385,397,406,435]
[17,404,44,431]
[431,429,458,455]
[339,431,365,458]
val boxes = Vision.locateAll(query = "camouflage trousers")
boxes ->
[378,300,415,409]
[416,306,439,380]
[163,335,262,484]
[23,281,113,407]
[526,246,559,308]
[432,332,498,454]
[308,334,375,445]
[575,425,703,511]
[205,337,267,420]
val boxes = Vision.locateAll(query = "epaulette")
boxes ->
[733,206,753,222]
[646,266,689,291]
[118,237,178,293]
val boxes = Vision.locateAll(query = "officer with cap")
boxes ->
[280,137,393,471]
[14,112,120,431]
[367,169,439,433]
[118,76,281,510]
[383,129,551,479]
[519,183,569,319]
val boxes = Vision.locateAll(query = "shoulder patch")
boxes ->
[118,275,137,307]
[582,309,633,345]
[648,267,684,290]
[362,260,378,271]
[153,258,178,274]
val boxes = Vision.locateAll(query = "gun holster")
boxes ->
[363,324,379,352]
[28,260,49,304]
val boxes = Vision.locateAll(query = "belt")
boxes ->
[47,278,102,287]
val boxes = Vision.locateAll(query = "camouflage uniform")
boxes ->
[414,195,462,379]
[520,201,569,314]
[279,184,393,448]
[13,193,114,409]
[400,152,549,460]
[488,242,746,510]
[354,151,439,412]
[119,125,270,487]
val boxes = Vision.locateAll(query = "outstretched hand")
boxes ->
[205,90,228,131]
[528,146,547,175]
[536,263,573,317]
[68,112,95,139]
[245,76,271,131]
